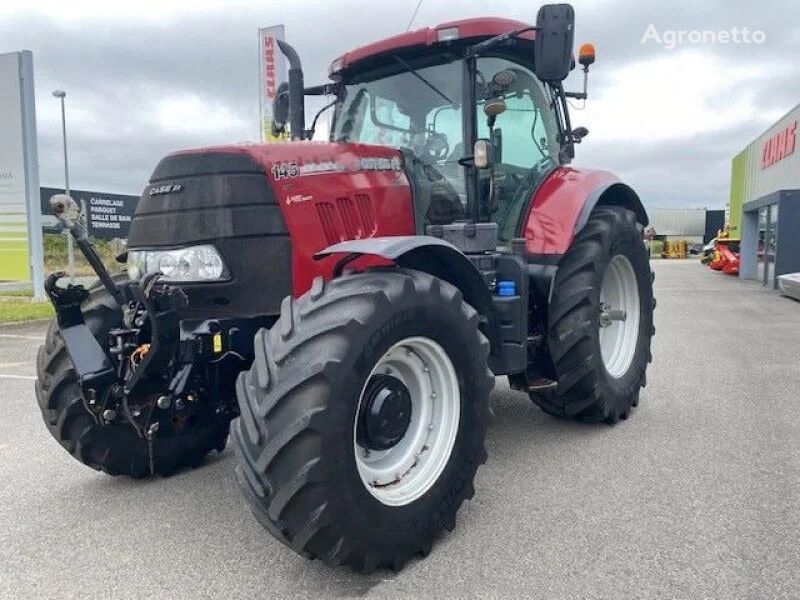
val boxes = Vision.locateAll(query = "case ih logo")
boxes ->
[761,121,796,169]
[149,183,183,196]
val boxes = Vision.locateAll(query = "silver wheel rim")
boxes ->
[354,336,460,507]
[599,254,640,378]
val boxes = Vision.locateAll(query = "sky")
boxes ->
[1,0,798,209]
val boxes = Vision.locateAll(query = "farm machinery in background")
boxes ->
[706,225,740,275]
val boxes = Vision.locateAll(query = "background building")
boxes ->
[647,208,724,246]
[730,103,800,289]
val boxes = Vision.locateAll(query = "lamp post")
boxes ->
[52,89,74,284]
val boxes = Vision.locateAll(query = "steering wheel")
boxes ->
[426,131,450,162]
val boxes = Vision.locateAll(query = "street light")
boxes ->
[52,89,74,284]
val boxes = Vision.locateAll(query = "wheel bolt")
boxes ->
[102,409,116,421]
[157,395,171,410]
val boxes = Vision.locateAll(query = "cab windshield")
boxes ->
[331,60,468,207]
[332,59,464,153]
[331,55,560,240]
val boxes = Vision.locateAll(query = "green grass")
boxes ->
[0,288,34,297]
[44,233,121,276]
[0,297,53,324]
[0,234,121,324]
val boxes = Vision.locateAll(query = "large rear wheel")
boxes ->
[534,206,655,423]
[232,269,493,572]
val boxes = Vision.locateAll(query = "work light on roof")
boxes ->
[436,27,459,42]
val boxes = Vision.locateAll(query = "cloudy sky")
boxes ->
[2,0,798,208]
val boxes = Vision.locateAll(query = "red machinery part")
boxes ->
[709,240,740,275]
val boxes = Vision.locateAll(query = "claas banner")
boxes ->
[258,25,287,143]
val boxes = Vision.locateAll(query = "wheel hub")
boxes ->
[357,375,413,451]
[598,254,641,378]
[353,337,461,507]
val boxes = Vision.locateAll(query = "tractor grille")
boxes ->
[128,151,291,318]
[315,194,376,245]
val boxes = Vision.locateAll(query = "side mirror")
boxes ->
[534,3,575,82]
[572,126,589,141]
[272,82,290,137]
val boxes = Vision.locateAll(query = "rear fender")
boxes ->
[315,236,502,366]
[522,167,648,259]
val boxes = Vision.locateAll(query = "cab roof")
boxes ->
[332,17,535,78]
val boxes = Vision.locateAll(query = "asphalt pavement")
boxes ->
[0,260,798,599]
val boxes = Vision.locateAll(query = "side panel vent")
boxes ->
[315,194,376,243]
[336,196,360,239]
[355,193,377,236]
[315,201,339,245]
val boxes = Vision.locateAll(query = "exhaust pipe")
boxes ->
[276,40,305,140]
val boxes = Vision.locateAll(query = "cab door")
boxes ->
[475,56,560,243]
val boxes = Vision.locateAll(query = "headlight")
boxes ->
[126,245,229,283]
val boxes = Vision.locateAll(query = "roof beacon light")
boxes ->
[437,27,459,42]
[565,42,596,103]
[578,43,595,68]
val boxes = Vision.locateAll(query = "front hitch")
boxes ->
[44,272,117,408]
[45,194,187,412]
[123,272,187,398]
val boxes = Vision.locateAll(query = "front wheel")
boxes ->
[231,269,493,572]
[534,206,655,423]
[35,277,232,477]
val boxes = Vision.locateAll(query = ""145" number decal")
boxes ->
[272,162,299,180]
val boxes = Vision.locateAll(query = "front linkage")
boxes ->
[45,195,243,472]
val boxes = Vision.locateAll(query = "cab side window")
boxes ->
[476,57,559,242]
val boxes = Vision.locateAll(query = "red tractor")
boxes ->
[37,5,654,572]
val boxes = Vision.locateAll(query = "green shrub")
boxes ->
[649,239,664,258]
[43,233,122,276]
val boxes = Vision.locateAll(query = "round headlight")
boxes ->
[196,247,224,279]
[178,250,197,277]
[158,253,178,277]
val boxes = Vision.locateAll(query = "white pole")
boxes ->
[54,91,74,284]
[19,51,45,300]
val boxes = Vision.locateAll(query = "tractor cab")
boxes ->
[329,37,561,243]
[274,7,592,244]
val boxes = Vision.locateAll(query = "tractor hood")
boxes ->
[231,141,406,182]
[127,141,415,316]
[149,141,407,183]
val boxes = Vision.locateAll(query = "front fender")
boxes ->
[314,235,458,261]
[315,236,502,365]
